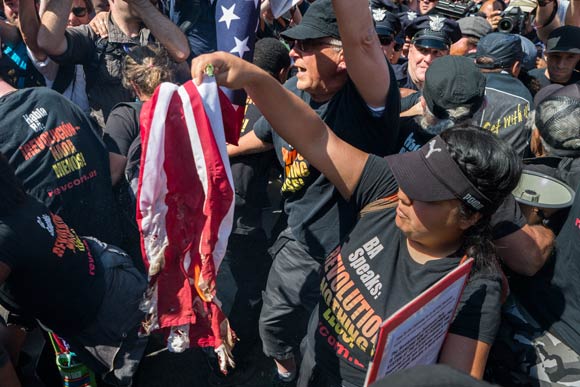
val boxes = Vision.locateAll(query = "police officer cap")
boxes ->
[373,9,402,37]
[405,15,462,50]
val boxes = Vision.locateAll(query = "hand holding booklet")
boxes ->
[364,258,474,386]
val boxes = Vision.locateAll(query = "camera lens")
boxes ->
[498,17,513,33]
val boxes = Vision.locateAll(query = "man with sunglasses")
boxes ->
[36,0,190,127]
[227,0,400,384]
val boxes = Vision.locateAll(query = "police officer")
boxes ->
[395,14,461,111]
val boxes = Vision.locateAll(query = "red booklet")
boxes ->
[364,258,474,386]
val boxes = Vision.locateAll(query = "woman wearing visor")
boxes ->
[191,52,521,387]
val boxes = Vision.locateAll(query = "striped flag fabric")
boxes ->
[136,77,240,372]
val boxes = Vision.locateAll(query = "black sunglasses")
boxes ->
[71,7,88,17]
[378,35,394,46]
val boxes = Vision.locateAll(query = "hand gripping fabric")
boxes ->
[136,78,241,374]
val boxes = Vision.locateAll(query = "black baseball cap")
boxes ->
[545,26,580,54]
[280,0,340,41]
[423,56,486,119]
[475,32,523,69]
[386,135,492,211]
[405,15,462,50]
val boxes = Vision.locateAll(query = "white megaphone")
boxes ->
[512,170,575,209]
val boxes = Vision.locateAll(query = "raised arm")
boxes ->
[332,0,390,108]
[565,0,580,26]
[18,0,47,61]
[535,0,561,42]
[37,0,73,56]
[192,52,368,199]
[127,0,190,63]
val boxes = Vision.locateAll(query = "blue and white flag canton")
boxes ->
[215,0,260,107]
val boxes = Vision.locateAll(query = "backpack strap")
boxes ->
[358,193,399,218]
[85,37,110,89]
[52,63,76,94]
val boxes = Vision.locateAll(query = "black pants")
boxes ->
[259,228,322,360]
[216,232,271,358]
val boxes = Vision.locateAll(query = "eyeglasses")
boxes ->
[378,35,394,46]
[292,39,343,53]
[71,7,88,17]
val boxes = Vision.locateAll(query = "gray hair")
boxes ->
[419,104,476,135]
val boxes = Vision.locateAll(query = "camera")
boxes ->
[435,0,479,19]
[498,6,526,34]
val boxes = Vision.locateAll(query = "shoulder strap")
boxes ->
[52,63,76,94]
[85,37,109,88]
[358,193,398,218]
[112,101,143,115]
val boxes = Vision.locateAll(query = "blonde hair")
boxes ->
[122,44,175,99]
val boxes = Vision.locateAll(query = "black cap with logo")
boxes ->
[405,15,461,50]
[386,135,492,212]
[373,9,402,37]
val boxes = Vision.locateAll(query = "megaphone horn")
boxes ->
[512,170,575,209]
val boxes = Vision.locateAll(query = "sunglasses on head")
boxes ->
[71,7,88,17]
[378,35,394,46]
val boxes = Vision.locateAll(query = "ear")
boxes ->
[459,211,482,231]
[336,50,347,72]
[511,60,521,77]
[278,66,290,83]
[530,128,545,157]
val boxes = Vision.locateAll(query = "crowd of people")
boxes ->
[0,0,579,386]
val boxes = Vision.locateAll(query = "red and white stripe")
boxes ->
[136,78,240,371]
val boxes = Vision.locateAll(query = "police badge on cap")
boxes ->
[405,15,462,50]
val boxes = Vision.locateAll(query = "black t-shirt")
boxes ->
[0,196,105,335]
[529,68,580,89]
[253,71,400,258]
[310,155,502,386]
[472,72,533,157]
[0,87,122,246]
[396,116,432,154]
[230,98,277,237]
[514,181,580,355]
[103,102,143,157]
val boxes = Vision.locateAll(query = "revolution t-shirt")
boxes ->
[309,155,502,386]
[0,87,122,246]
[0,196,105,335]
